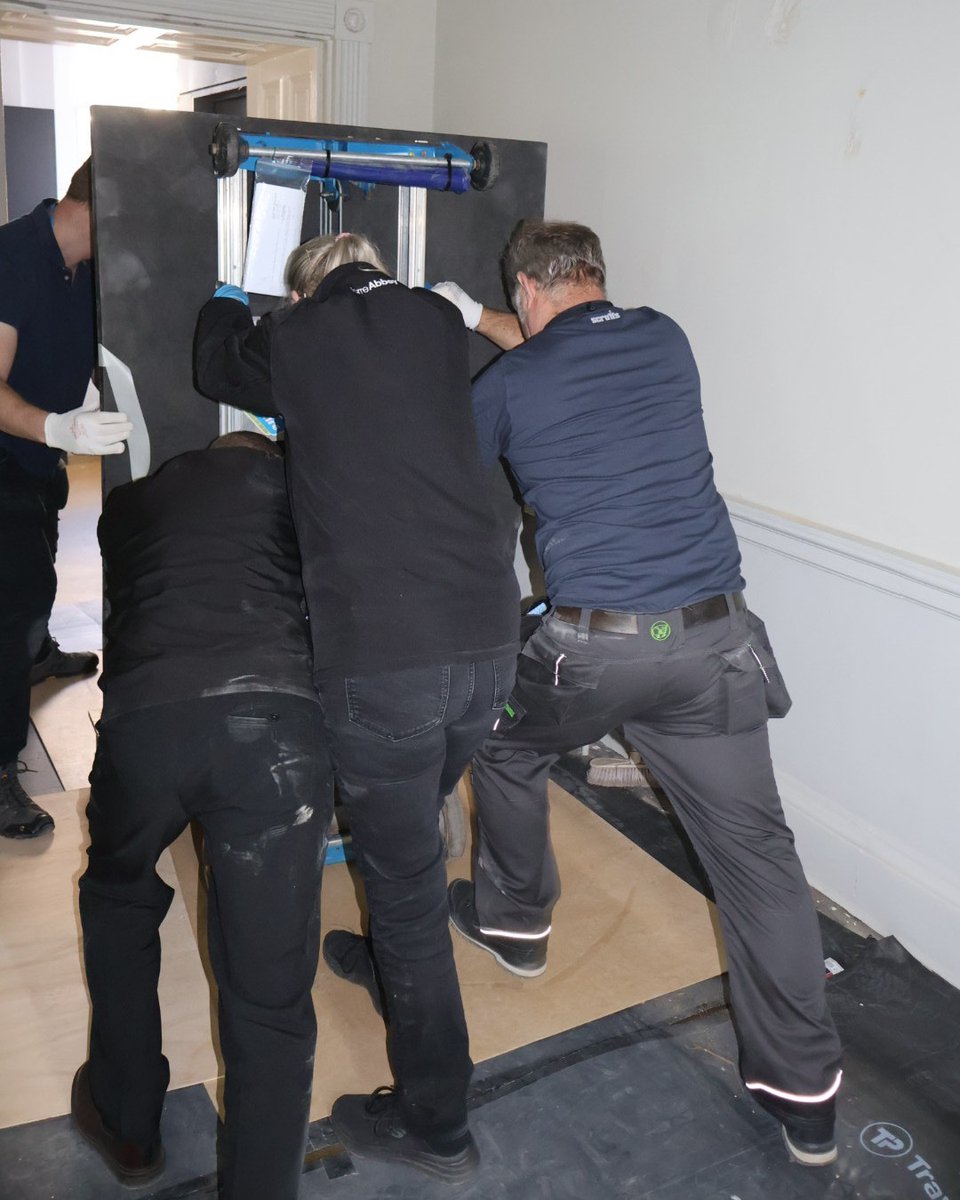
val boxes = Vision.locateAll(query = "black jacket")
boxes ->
[98,446,316,720]
[195,263,518,678]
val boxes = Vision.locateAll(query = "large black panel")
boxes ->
[92,107,546,491]
[92,108,221,496]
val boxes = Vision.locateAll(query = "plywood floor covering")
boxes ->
[1,456,726,1131]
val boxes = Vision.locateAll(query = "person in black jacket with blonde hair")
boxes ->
[195,234,519,1185]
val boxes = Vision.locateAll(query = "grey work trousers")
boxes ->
[470,600,842,1100]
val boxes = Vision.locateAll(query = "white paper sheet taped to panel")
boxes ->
[99,344,151,481]
[242,182,307,297]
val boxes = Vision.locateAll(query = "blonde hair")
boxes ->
[284,232,389,299]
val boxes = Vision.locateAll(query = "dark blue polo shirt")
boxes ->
[471,300,744,613]
[0,201,96,478]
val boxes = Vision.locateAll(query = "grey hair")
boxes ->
[284,232,389,299]
[503,220,606,306]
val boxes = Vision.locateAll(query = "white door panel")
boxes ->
[247,44,326,121]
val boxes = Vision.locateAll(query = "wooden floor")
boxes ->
[1,455,726,1132]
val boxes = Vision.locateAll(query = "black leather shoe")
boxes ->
[323,930,384,1016]
[331,1086,479,1185]
[71,1063,165,1186]
[30,639,99,685]
[448,879,548,977]
[754,1091,838,1166]
[0,762,54,838]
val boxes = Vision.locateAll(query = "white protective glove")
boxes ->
[43,392,133,456]
[432,281,483,331]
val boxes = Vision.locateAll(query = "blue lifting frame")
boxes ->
[209,122,499,194]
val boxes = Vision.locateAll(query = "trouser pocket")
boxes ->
[745,611,792,718]
[718,644,770,733]
[506,627,607,728]
[718,613,792,733]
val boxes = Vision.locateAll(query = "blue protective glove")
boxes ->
[213,283,250,306]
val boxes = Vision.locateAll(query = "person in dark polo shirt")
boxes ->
[72,433,332,1200]
[434,221,843,1169]
[194,233,519,1185]
[0,159,132,839]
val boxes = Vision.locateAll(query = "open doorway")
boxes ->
[192,83,246,117]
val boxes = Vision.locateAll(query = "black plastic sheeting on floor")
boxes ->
[0,1083,218,1200]
[4,922,956,1198]
[289,927,959,1200]
[2,757,958,1199]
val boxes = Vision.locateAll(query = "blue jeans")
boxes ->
[315,653,515,1142]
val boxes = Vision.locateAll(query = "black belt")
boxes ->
[554,592,745,635]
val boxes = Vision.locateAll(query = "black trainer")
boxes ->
[71,1063,165,1186]
[331,1086,479,1185]
[447,878,547,978]
[0,762,54,838]
[30,638,99,685]
[323,930,384,1016]
[754,1091,838,1166]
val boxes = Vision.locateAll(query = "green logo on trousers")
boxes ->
[650,620,672,641]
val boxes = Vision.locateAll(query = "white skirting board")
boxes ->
[728,499,960,990]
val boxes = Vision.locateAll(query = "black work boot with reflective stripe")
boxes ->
[754,1090,838,1166]
[0,762,54,838]
[447,878,547,978]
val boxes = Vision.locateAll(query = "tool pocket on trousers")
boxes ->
[512,636,606,727]
[718,645,769,734]
[345,666,450,741]
[745,612,792,718]
[718,622,792,734]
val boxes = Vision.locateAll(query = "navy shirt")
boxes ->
[471,300,744,612]
[0,201,96,478]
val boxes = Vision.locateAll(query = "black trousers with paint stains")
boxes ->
[79,691,333,1200]
[315,653,517,1143]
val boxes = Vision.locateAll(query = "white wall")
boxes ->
[0,40,55,110]
[434,0,960,571]
[432,1,960,985]
[366,0,437,131]
[732,504,960,988]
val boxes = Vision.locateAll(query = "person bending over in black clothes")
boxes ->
[72,432,333,1200]
[194,234,519,1185]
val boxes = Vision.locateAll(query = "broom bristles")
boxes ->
[586,755,646,788]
